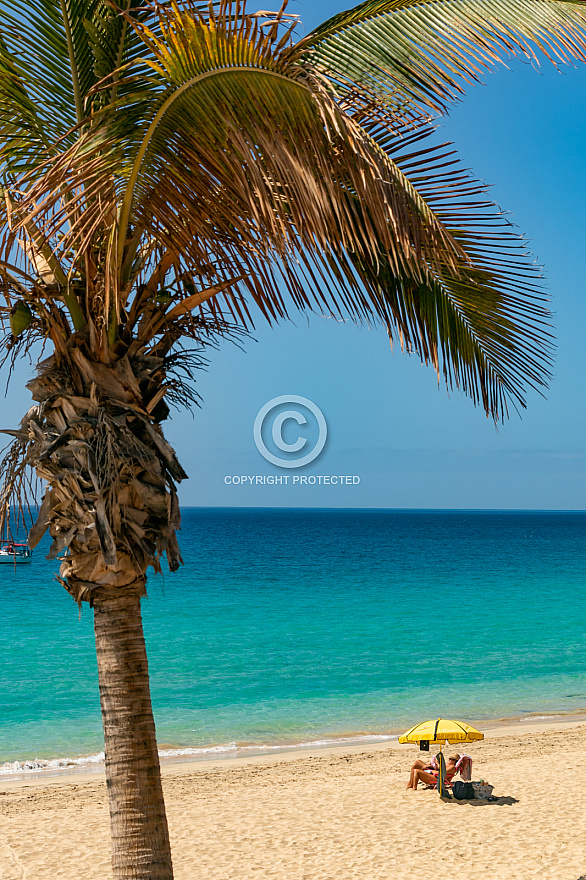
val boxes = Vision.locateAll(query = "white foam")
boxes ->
[0,734,397,775]
[159,733,397,759]
[0,752,105,775]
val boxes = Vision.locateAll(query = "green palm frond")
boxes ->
[58,0,101,120]
[0,0,160,177]
[0,3,74,173]
[305,0,586,113]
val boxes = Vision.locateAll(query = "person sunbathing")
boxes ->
[406,754,460,790]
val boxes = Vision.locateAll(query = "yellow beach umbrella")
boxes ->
[399,718,484,747]
[400,719,484,798]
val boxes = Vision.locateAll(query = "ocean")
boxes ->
[1,508,586,773]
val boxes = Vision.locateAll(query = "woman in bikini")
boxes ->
[406,754,460,790]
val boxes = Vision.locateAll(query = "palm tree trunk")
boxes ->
[9,351,184,876]
[93,584,174,880]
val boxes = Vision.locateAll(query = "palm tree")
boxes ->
[1,0,585,876]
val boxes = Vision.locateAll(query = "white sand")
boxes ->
[1,718,586,879]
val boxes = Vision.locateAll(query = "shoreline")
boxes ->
[3,708,586,784]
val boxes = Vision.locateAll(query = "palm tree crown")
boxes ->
[3,0,577,430]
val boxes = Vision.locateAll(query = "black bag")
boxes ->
[452,780,475,800]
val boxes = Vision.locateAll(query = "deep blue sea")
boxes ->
[1,508,586,772]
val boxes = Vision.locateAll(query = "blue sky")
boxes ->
[2,1,586,509]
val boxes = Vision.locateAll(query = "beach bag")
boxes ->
[452,781,475,800]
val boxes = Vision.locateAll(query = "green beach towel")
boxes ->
[436,752,447,797]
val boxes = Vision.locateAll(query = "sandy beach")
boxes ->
[1,718,585,880]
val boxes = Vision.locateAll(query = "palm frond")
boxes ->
[305,0,586,113]
[112,6,487,311]
[0,0,160,177]
[0,1,82,152]
[328,114,552,415]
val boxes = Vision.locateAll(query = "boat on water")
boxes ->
[0,542,33,564]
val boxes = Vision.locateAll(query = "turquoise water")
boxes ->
[1,508,586,769]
